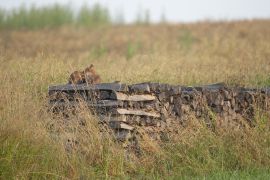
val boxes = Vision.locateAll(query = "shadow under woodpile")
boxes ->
[48,82,270,154]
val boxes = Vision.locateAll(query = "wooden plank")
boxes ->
[109,121,134,130]
[148,82,161,91]
[128,94,156,101]
[129,83,150,93]
[262,88,270,95]
[111,92,156,101]
[195,82,226,90]
[98,115,127,122]
[49,100,123,107]
[111,92,128,100]
[170,85,182,95]
[48,83,128,92]
[113,108,160,117]
[96,100,123,107]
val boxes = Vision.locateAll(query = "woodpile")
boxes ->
[48,82,270,150]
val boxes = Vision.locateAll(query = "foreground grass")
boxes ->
[200,170,270,180]
[1,21,270,178]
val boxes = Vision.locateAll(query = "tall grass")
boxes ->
[1,20,270,178]
[0,4,111,29]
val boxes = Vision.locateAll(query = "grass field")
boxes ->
[1,19,270,179]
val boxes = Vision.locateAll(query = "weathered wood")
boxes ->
[49,83,128,92]
[96,100,124,107]
[262,88,270,95]
[157,84,170,92]
[157,92,166,101]
[201,82,226,89]
[112,108,160,117]
[99,91,111,99]
[126,94,156,101]
[129,83,150,93]
[170,85,182,95]
[109,121,134,130]
[148,82,161,91]
[98,115,127,122]
[49,100,123,107]
[48,81,270,134]
[111,92,156,101]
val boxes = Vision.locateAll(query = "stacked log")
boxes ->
[48,82,270,146]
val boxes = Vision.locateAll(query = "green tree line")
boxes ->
[0,4,111,29]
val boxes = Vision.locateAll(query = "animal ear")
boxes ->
[90,64,94,68]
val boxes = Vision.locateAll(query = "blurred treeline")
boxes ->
[0,3,152,29]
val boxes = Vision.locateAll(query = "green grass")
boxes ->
[125,41,142,60]
[182,170,270,180]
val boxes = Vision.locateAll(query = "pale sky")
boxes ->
[0,0,270,23]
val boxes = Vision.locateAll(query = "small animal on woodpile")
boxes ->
[68,70,84,84]
[68,64,101,84]
[83,64,101,84]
